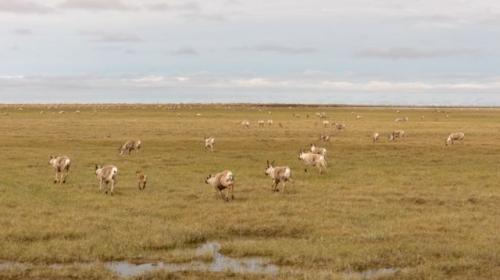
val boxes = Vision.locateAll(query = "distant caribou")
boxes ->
[119,140,142,155]
[446,132,465,146]
[389,130,405,142]
[204,137,215,152]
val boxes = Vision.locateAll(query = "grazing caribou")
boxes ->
[446,132,465,146]
[119,140,142,155]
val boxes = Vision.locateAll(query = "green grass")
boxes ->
[0,105,499,279]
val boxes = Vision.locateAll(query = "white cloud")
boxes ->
[181,12,227,22]
[3,74,500,105]
[4,75,500,93]
[0,75,25,80]
[130,75,165,83]
[0,0,53,14]
[355,48,481,60]
[80,31,143,43]
[169,47,198,56]
[233,44,317,54]
[145,2,201,12]
[13,28,33,35]
[58,0,135,11]
[1,0,500,106]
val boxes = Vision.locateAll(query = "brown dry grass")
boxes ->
[0,104,499,279]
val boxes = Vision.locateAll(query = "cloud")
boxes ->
[0,0,53,14]
[4,74,500,105]
[59,0,204,13]
[147,2,233,22]
[5,74,500,94]
[197,13,227,22]
[58,0,134,11]
[55,1,226,23]
[123,49,137,55]
[355,47,481,60]
[233,44,317,54]
[181,13,227,22]
[169,47,198,56]
[223,0,241,6]
[390,14,471,29]
[145,2,201,12]
[81,31,143,43]
[13,28,33,35]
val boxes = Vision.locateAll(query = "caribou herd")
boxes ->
[48,111,465,201]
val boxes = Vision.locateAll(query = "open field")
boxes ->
[0,104,499,279]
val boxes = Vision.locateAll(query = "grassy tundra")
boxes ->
[0,104,499,279]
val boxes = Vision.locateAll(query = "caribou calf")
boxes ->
[136,170,147,190]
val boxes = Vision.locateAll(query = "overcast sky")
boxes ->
[1,0,500,105]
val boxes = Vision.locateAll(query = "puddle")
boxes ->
[343,267,401,280]
[0,244,399,279]
[106,242,279,278]
[106,262,170,278]
[0,242,278,278]
[197,242,279,274]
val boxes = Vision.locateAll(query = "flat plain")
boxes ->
[0,104,499,279]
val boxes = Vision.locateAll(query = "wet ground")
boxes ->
[0,241,279,278]
[0,241,402,279]
[106,242,279,277]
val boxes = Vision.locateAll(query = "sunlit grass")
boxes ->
[0,105,499,279]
